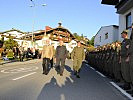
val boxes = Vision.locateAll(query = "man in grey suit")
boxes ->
[55,39,68,76]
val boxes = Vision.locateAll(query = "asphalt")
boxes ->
[0,59,131,100]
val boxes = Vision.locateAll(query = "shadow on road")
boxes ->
[37,62,125,100]
[37,62,94,100]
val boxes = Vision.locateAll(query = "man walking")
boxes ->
[42,39,54,75]
[71,41,85,78]
[55,39,68,76]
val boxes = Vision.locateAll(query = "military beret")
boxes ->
[121,30,128,34]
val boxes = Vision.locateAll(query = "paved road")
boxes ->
[0,59,131,100]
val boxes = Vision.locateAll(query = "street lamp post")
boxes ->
[30,1,46,47]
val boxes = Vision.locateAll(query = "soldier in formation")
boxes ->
[128,24,133,96]
[87,28,133,96]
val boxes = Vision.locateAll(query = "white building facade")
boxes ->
[117,0,133,41]
[0,29,26,46]
[102,0,133,42]
[94,25,119,47]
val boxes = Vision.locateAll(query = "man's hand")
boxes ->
[126,45,129,49]
[125,56,129,62]
[119,56,121,63]
[54,58,56,63]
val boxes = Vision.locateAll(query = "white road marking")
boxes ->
[90,67,95,70]
[1,66,38,73]
[96,71,106,77]
[12,72,36,81]
[110,82,133,100]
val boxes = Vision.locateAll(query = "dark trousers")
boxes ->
[19,54,23,61]
[42,58,50,74]
[50,58,53,68]
[56,58,65,74]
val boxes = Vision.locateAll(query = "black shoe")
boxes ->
[42,72,48,75]
[122,85,131,90]
[60,73,63,76]
[113,79,120,83]
[74,72,77,75]
[76,75,80,78]
[126,90,133,94]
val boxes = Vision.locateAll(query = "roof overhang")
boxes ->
[101,0,119,5]
[116,0,133,14]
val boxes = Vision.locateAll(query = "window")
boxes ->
[100,36,101,42]
[105,33,108,39]
[126,13,132,29]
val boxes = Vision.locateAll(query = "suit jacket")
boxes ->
[42,45,54,60]
[55,45,68,59]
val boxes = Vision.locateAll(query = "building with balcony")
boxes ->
[24,23,76,52]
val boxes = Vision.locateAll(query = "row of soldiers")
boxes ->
[87,24,133,96]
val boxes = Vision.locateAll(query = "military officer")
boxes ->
[128,24,133,95]
[120,30,131,90]
[71,41,85,78]
[113,42,122,82]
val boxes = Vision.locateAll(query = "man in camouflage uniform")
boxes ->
[108,43,115,79]
[113,42,122,82]
[105,44,111,76]
[120,30,131,90]
[71,41,85,78]
[128,24,133,96]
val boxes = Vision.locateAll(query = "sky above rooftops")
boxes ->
[0,0,118,39]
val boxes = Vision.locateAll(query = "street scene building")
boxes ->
[0,28,26,46]
[94,25,119,47]
[24,22,77,53]
[102,0,133,41]
[0,0,133,100]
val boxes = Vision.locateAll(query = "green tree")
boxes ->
[73,33,80,41]
[89,36,94,46]
[4,36,18,49]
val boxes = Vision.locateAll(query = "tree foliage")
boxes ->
[0,36,4,48]
[73,33,82,41]
[73,33,95,46]
[4,36,18,49]
[89,36,94,46]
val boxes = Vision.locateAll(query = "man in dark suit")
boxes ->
[55,39,68,76]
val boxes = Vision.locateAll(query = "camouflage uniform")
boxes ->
[129,29,133,85]
[71,46,85,72]
[113,43,122,81]
[120,38,131,83]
